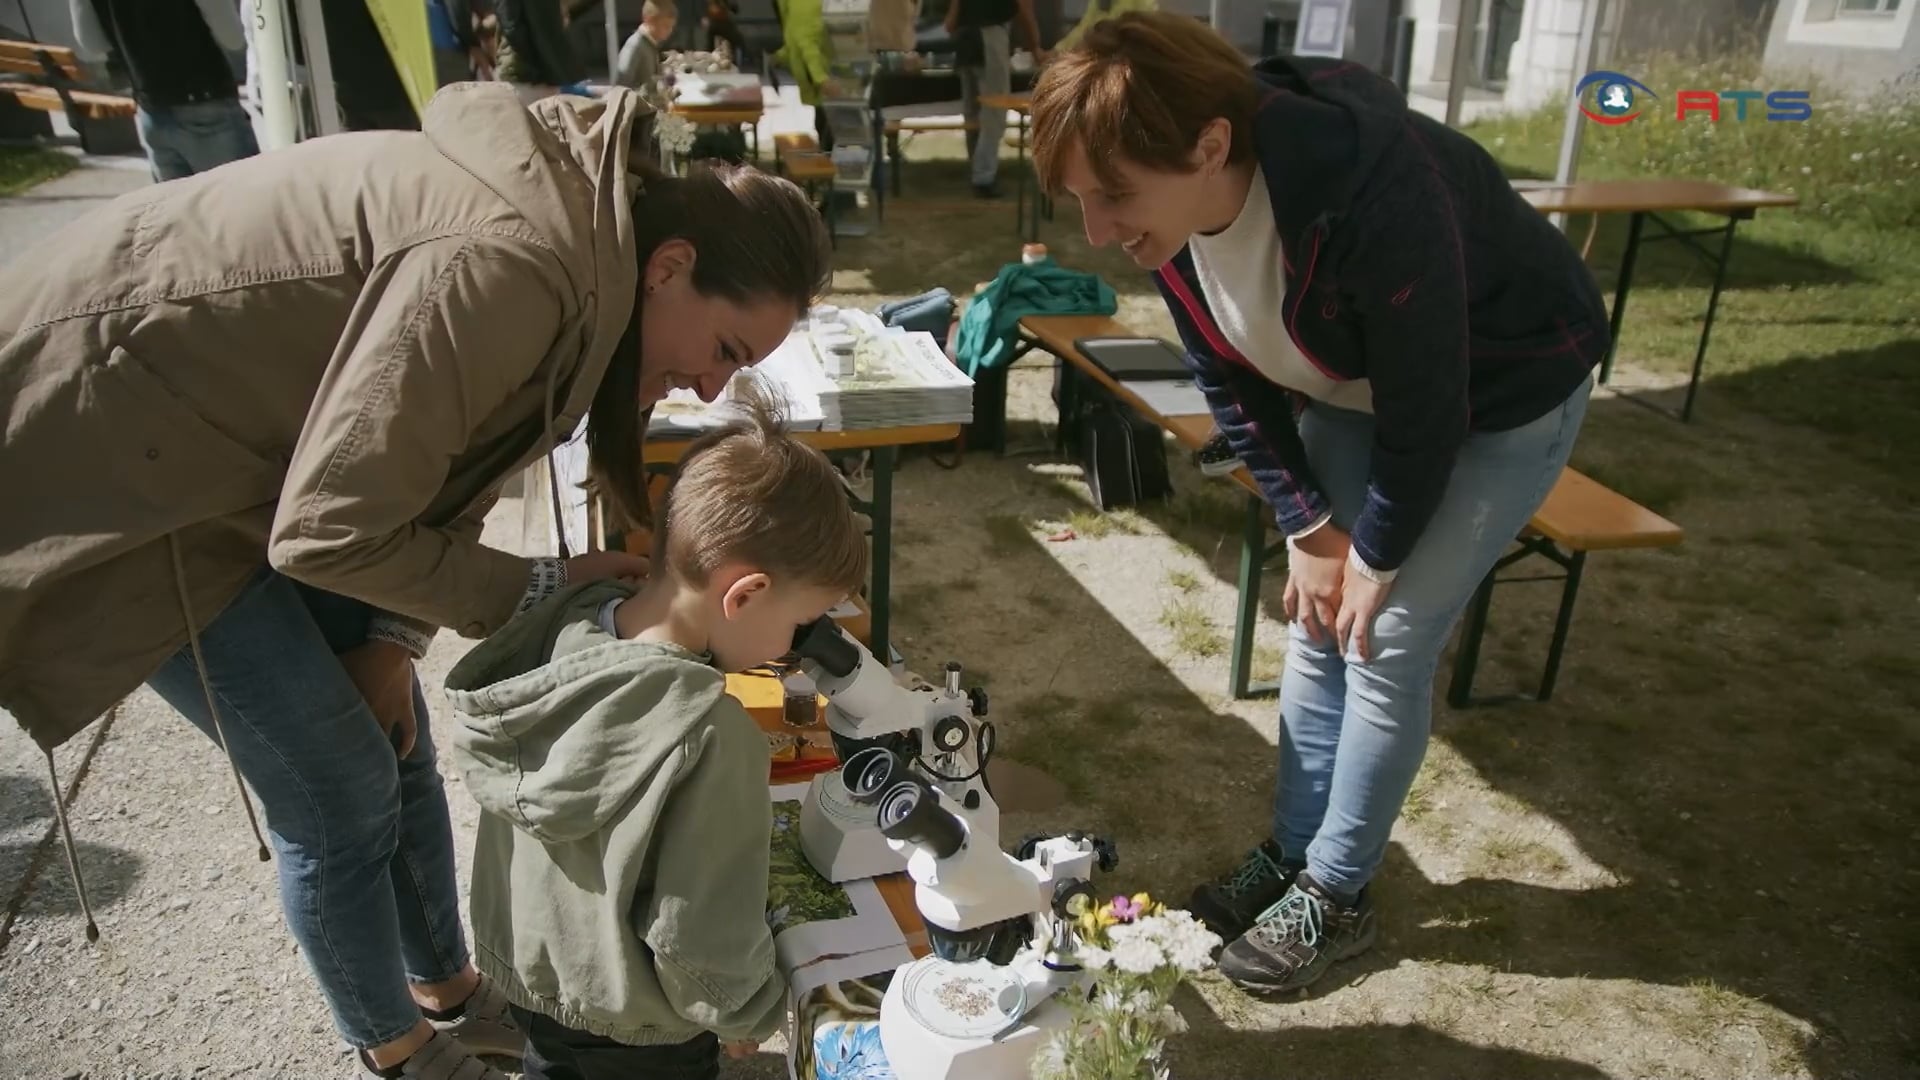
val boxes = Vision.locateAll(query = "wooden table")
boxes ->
[978,91,1048,243]
[645,423,960,665]
[1516,178,1799,422]
[670,101,765,160]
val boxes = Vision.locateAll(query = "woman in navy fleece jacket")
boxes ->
[1031,12,1608,996]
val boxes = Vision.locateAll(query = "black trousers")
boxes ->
[510,1005,721,1080]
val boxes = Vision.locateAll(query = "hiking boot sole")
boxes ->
[1223,918,1379,996]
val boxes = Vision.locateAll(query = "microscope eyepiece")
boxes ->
[876,779,966,860]
[790,615,861,678]
[842,746,908,806]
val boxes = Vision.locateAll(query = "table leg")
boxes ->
[1537,551,1586,701]
[1681,218,1741,422]
[869,107,886,224]
[1013,114,1027,237]
[1599,211,1646,385]
[1229,494,1268,700]
[1445,568,1498,709]
[869,444,896,665]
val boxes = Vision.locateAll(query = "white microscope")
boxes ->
[788,616,998,883]
[842,747,1120,1080]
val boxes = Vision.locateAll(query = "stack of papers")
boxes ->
[645,309,973,437]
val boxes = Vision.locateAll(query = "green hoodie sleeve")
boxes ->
[774,0,832,102]
[639,699,785,1041]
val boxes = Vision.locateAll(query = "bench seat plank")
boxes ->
[3,83,138,117]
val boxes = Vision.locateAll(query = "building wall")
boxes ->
[1763,0,1920,95]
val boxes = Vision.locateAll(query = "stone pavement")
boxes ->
[0,155,791,1079]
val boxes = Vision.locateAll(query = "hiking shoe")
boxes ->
[359,1030,512,1080]
[1194,432,1239,477]
[1187,838,1303,943]
[1217,871,1378,995]
[428,972,522,1059]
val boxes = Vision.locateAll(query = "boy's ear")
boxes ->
[719,570,772,619]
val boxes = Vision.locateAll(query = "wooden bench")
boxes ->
[0,38,138,154]
[1015,312,1685,705]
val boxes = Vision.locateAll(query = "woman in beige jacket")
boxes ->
[0,83,830,1079]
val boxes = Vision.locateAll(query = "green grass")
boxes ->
[1166,570,1201,593]
[1464,52,1920,492]
[0,146,75,197]
[1159,599,1224,658]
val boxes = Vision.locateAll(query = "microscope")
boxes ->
[788,616,997,883]
[838,746,1119,1079]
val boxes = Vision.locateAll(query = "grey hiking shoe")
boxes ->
[359,1030,512,1080]
[1217,871,1378,995]
[1187,839,1303,943]
[428,973,522,1059]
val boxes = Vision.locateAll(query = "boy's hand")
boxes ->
[723,1039,760,1059]
[341,640,417,757]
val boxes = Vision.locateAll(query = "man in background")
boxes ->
[945,0,1044,199]
[1055,0,1154,49]
[496,0,587,103]
[68,0,257,182]
[616,0,679,90]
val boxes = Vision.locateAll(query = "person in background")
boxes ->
[867,0,921,53]
[773,0,836,151]
[1030,13,1606,996]
[429,0,492,87]
[616,0,679,91]
[445,401,869,1080]
[945,0,1045,198]
[67,0,257,182]
[496,0,588,103]
[1055,0,1154,50]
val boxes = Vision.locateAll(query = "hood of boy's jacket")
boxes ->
[443,581,728,845]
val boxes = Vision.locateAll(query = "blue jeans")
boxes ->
[147,569,467,1049]
[1274,381,1591,901]
[135,99,259,183]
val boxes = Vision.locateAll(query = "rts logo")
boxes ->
[1575,70,1813,124]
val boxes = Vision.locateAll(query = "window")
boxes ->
[1838,0,1900,14]
[1788,0,1915,45]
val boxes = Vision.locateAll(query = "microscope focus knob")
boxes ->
[931,715,971,754]
[967,686,990,717]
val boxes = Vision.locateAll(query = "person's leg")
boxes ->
[513,1006,721,1080]
[1307,383,1590,899]
[135,106,196,183]
[970,24,1012,192]
[1220,380,1592,993]
[958,60,982,164]
[145,572,432,1055]
[1186,402,1374,941]
[173,99,262,177]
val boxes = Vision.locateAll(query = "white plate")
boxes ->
[898,959,1027,1041]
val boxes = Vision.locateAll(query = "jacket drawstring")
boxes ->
[166,533,271,865]
[540,367,570,557]
[40,747,100,943]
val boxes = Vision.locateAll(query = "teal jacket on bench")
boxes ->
[955,257,1117,376]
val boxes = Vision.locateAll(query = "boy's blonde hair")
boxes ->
[652,397,868,597]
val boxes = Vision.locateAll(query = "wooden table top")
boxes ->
[670,102,765,124]
[1516,178,1799,215]
[979,91,1032,114]
[645,423,961,463]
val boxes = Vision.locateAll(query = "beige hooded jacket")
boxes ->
[0,83,655,753]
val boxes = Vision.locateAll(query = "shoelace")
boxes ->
[1220,846,1285,899]
[1250,887,1325,950]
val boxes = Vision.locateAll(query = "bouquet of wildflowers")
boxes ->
[1032,893,1222,1080]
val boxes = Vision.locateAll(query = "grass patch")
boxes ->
[0,146,76,197]
[1166,569,1201,593]
[1065,507,1145,539]
[1249,643,1284,684]
[1465,52,1920,488]
[1159,599,1224,658]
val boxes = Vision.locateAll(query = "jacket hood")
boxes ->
[420,83,654,421]
[444,581,728,844]
[1249,56,1409,222]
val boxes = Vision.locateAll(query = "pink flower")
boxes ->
[1109,895,1141,922]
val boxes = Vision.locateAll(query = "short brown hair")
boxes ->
[650,395,868,596]
[587,158,835,533]
[1031,11,1260,195]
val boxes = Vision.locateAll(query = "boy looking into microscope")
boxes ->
[444,402,869,1080]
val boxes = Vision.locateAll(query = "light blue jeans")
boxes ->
[1275,381,1591,901]
[135,98,259,183]
[147,569,467,1049]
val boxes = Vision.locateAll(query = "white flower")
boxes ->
[1034,1033,1070,1077]
[1851,152,1865,163]
[1801,166,1813,175]
[1104,924,1168,975]
[1131,910,1221,973]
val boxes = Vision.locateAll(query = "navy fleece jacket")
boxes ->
[1153,57,1609,573]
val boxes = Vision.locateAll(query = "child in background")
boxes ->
[444,401,869,1080]
[616,0,679,91]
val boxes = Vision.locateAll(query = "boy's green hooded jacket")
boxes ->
[445,581,784,1046]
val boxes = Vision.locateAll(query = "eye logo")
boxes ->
[1575,71,1657,125]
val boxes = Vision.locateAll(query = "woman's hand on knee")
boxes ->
[340,640,418,757]
[1283,525,1350,644]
